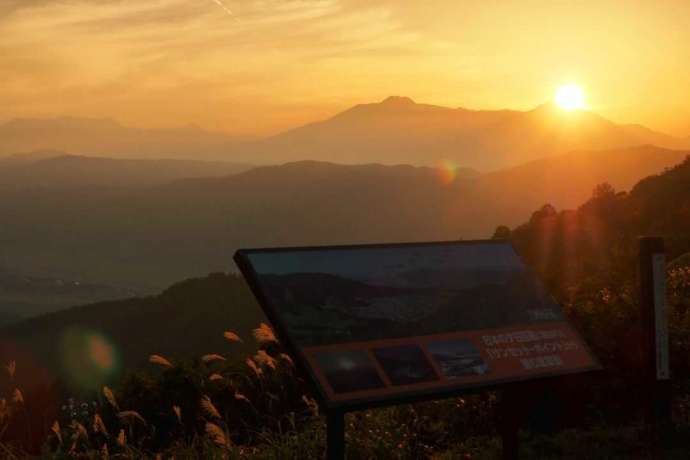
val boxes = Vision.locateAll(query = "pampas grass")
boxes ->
[116,429,126,447]
[223,331,243,343]
[205,422,228,448]
[93,413,108,435]
[202,354,226,363]
[279,353,294,366]
[234,391,249,403]
[253,323,277,344]
[201,396,221,419]
[2,324,321,457]
[117,410,147,425]
[149,354,174,368]
[5,362,15,380]
[255,350,277,370]
[50,420,62,445]
[246,358,262,377]
[103,386,119,411]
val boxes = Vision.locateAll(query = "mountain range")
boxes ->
[1,96,688,325]
[2,97,688,170]
[248,97,689,169]
[0,151,252,189]
[0,146,685,296]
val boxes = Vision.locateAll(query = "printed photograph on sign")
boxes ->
[372,344,439,385]
[426,339,490,378]
[244,243,563,347]
[313,350,385,394]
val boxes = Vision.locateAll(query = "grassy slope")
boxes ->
[0,273,266,388]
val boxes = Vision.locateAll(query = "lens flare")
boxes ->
[437,160,459,185]
[87,334,115,371]
[60,328,120,390]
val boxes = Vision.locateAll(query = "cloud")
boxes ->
[3,0,688,136]
[0,0,423,132]
[210,0,232,16]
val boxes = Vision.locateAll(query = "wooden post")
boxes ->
[326,410,345,460]
[639,237,672,446]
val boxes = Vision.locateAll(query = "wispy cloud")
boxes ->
[0,0,416,133]
[209,0,234,17]
[3,1,685,136]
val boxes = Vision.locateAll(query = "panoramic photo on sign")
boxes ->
[235,241,599,408]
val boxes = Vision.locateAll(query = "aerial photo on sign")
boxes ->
[238,241,599,405]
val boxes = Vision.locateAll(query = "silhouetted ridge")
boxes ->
[380,95,416,106]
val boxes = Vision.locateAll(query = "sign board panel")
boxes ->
[235,241,600,410]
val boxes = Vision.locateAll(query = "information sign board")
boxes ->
[235,241,599,410]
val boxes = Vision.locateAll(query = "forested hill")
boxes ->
[506,155,690,297]
[0,273,265,389]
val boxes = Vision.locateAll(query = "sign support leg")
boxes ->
[639,237,672,452]
[500,388,520,460]
[326,410,345,460]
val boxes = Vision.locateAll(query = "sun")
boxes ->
[554,84,585,111]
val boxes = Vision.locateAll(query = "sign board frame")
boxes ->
[234,239,601,413]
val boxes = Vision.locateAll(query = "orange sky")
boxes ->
[1,0,689,137]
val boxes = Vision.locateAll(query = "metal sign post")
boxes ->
[326,410,345,460]
[639,237,672,445]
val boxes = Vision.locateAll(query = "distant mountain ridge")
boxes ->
[0,151,253,188]
[2,98,687,170]
[245,97,688,169]
[0,117,247,161]
[0,145,685,292]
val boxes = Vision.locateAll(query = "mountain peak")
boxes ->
[380,96,416,106]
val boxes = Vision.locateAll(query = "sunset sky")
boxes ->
[2,0,689,137]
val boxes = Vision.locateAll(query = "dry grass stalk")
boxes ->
[202,354,226,363]
[254,350,277,370]
[149,354,173,368]
[279,353,294,366]
[103,386,119,411]
[5,361,15,379]
[69,421,88,453]
[201,395,221,419]
[93,413,108,435]
[302,395,319,417]
[234,391,249,403]
[71,421,88,440]
[51,420,62,445]
[223,331,243,343]
[205,422,228,448]
[173,405,182,423]
[117,410,147,425]
[246,358,262,377]
[117,429,126,447]
[252,323,277,344]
